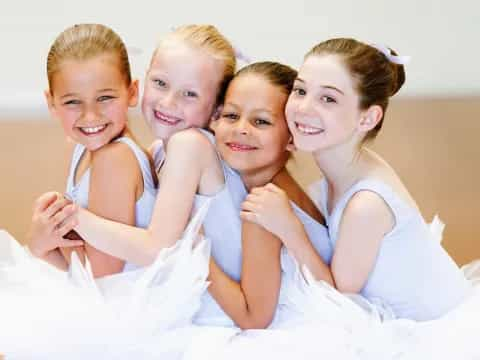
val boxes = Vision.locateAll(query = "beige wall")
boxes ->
[1,97,479,265]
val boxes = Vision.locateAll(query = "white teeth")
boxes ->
[296,122,323,135]
[81,125,107,134]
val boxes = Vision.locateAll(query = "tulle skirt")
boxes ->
[0,202,211,359]
[1,212,480,360]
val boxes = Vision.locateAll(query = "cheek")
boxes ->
[141,88,154,108]
[57,108,78,127]
[103,103,128,125]
[185,103,211,128]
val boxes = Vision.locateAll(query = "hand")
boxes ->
[26,192,83,258]
[240,183,302,242]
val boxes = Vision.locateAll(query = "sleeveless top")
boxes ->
[310,178,469,320]
[174,130,333,326]
[65,137,157,272]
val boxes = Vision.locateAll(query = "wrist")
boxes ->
[278,216,306,249]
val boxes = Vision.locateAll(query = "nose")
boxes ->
[296,94,313,115]
[160,90,177,109]
[82,104,100,123]
[234,117,250,135]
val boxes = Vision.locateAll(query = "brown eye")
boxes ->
[292,87,306,96]
[254,118,271,126]
[222,112,238,121]
[321,95,336,103]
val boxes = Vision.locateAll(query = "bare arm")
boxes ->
[77,141,140,277]
[241,182,334,285]
[330,191,394,292]
[74,130,217,266]
[208,220,282,329]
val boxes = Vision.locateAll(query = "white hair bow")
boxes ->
[369,43,411,65]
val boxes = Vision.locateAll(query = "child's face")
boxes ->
[46,54,138,151]
[142,41,224,141]
[213,74,291,175]
[285,54,363,153]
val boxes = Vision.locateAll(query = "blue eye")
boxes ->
[98,95,115,102]
[64,99,81,106]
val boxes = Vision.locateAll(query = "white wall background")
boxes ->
[1,0,478,117]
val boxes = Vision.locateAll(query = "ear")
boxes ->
[128,79,139,107]
[209,104,223,133]
[286,135,296,152]
[44,89,57,119]
[358,105,383,132]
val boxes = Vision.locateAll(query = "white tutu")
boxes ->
[185,217,480,360]
[0,201,212,359]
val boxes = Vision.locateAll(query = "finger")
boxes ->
[33,192,61,212]
[265,182,283,194]
[245,192,261,203]
[240,211,258,224]
[58,239,84,248]
[42,198,71,220]
[249,187,265,195]
[55,215,79,237]
[241,200,257,212]
[50,203,77,228]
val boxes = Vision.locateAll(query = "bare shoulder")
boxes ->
[168,128,215,152]
[167,129,217,166]
[90,140,141,179]
[342,190,395,233]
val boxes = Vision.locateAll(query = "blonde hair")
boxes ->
[155,24,236,104]
[47,24,132,93]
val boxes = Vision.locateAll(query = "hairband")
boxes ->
[234,47,251,64]
[369,43,411,65]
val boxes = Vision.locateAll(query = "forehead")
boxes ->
[225,74,287,112]
[52,54,125,92]
[299,54,356,95]
[149,41,223,88]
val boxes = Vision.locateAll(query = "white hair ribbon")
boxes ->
[369,43,411,65]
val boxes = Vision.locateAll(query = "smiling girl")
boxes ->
[26,23,157,277]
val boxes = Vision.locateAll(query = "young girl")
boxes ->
[241,38,470,321]
[200,61,333,329]
[26,23,157,278]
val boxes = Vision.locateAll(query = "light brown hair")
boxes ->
[307,38,406,141]
[47,24,132,93]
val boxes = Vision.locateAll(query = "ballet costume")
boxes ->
[0,137,211,359]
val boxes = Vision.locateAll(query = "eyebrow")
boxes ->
[98,88,117,93]
[295,77,345,95]
[224,102,276,116]
[60,93,77,99]
[60,88,117,99]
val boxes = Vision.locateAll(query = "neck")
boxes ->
[241,160,287,190]
[312,141,366,196]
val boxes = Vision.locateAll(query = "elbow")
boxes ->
[236,312,274,330]
[332,273,362,294]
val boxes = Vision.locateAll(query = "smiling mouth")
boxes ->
[226,142,257,152]
[154,110,182,126]
[78,124,108,135]
[295,122,324,135]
